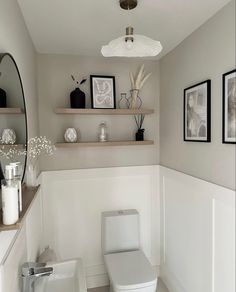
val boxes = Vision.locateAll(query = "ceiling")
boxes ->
[17,0,230,59]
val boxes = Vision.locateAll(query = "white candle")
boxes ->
[2,184,19,225]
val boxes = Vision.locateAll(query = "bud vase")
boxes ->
[128,89,142,109]
[26,164,37,187]
[70,87,86,108]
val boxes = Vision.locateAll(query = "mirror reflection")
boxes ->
[0,53,27,182]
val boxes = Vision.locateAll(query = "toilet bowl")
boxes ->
[102,210,158,292]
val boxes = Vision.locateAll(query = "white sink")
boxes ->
[35,258,87,292]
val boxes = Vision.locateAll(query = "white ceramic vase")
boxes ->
[64,128,78,143]
[1,129,16,144]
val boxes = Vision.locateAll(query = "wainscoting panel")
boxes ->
[160,167,235,292]
[40,166,160,288]
[0,189,43,292]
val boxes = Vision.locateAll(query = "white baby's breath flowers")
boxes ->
[0,136,55,166]
[0,138,26,161]
[27,136,56,168]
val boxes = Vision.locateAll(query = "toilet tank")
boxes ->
[102,209,140,254]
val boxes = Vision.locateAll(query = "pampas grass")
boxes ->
[129,64,151,108]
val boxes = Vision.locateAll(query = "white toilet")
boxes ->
[102,209,158,292]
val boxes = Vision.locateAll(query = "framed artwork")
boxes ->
[90,75,116,109]
[184,80,211,142]
[222,69,236,144]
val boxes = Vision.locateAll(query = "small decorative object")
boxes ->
[98,122,108,142]
[1,129,16,144]
[70,75,87,108]
[134,114,145,141]
[118,93,129,109]
[90,75,116,109]
[64,128,78,143]
[26,136,55,187]
[222,69,236,144]
[184,80,211,142]
[129,64,151,108]
[0,88,7,107]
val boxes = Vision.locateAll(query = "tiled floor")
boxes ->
[88,279,169,292]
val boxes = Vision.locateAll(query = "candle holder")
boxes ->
[98,122,108,142]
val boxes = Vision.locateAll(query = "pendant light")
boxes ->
[101,0,163,57]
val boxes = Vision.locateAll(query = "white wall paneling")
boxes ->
[160,166,235,292]
[40,165,160,288]
[0,189,43,292]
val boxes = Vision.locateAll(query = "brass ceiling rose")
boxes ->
[120,0,138,10]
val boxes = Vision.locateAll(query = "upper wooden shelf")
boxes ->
[0,108,24,114]
[55,140,154,148]
[0,185,40,231]
[54,108,154,115]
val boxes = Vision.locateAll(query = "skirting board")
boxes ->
[86,264,160,289]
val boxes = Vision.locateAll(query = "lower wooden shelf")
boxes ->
[55,140,154,148]
[0,185,40,231]
[0,144,25,150]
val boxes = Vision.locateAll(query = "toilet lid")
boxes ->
[104,250,157,290]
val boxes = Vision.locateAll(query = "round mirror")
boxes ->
[0,53,28,183]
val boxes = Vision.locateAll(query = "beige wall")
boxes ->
[37,54,160,170]
[160,1,235,190]
[0,0,39,139]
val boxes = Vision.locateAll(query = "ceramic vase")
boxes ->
[1,129,16,144]
[70,88,86,108]
[64,128,78,143]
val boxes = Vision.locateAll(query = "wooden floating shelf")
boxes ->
[0,185,40,231]
[0,108,24,114]
[0,144,25,150]
[54,108,154,115]
[55,140,154,148]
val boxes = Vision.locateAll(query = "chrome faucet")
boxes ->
[22,262,53,292]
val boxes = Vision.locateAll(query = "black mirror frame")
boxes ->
[0,53,28,182]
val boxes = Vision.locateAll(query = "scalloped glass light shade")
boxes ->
[101,34,163,57]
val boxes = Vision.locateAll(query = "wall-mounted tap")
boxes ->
[22,262,53,292]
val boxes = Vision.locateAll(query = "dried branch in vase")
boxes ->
[129,64,152,108]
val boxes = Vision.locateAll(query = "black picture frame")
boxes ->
[222,69,236,144]
[183,80,211,142]
[90,75,116,109]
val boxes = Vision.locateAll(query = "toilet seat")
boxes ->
[104,250,157,290]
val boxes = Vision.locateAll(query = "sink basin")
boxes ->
[34,258,87,292]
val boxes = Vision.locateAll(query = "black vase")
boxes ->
[70,87,86,108]
[136,129,145,141]
[0,88,7,108]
